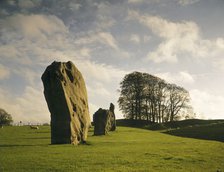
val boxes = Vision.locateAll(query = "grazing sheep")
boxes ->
[30,126,39,129]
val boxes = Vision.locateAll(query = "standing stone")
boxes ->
[93,103,116,135]
[41,61,91,145]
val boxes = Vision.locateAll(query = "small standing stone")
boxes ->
[93,103,116,135]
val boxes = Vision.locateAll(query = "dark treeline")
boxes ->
[0,108,13,126]
[118,72,193,123]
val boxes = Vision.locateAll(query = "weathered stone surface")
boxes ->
[41,61,91,145]
[93,103,116,135]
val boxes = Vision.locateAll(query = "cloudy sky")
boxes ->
[0,0,224,123]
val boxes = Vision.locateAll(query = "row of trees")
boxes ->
[118,72,193,123]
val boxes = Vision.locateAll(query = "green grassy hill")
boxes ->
[164,121,224,142]
[117,119,224,142]
[0,125,223,171]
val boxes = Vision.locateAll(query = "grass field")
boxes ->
[0,125,224,171]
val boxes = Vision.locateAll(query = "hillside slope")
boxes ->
[116,119,224,142]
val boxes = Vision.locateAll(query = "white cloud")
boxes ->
[138,15,199,40]
[129,10,224,66]
[128,0,144,4]
[13,68,39,86]
[157,71,195,85]
[143,35,151,43]
[69,2,82,11]
[87,83,111,98]
[179,71,195,83]
[0,64,10,80]
[0,9,9,16]
[1,14,68,41]
[128,11,199,62]
[216,38,224,49]
[147,40,178,63]
[7,0,16,6]
[96,15,116,30]
[18,0,36,9]
[0,43,35,65]
[76,59,126,83]
[79,48,91,58]
[213,59,224,71]
[190,89,224,119]
[133,13,200,63]
[178,0,200,6]
[130,34,140,44]
[74,31,118,49]
[98,32,119,50]
[74,31,130,58]
[0,45,22,60]
[98,32,131,58]
[16,86,49,122]
[0,86,49,123]
[0,13,75,66]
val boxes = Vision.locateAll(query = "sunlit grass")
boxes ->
[0,126,223,171]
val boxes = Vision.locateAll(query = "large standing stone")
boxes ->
[41,61,91,145]
[93,103,116,135]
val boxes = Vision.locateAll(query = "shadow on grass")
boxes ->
[49,141,92,146]
[163,123,224,142]
[24,137,50,140]
[0,140,92,148]
[0,144,49,147]
[81,141,92,146]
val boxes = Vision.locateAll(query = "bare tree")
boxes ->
[167,84,191,121]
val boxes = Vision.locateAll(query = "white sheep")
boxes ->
[30,126,39,129]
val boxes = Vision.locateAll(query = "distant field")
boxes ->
[0,124,224,171]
